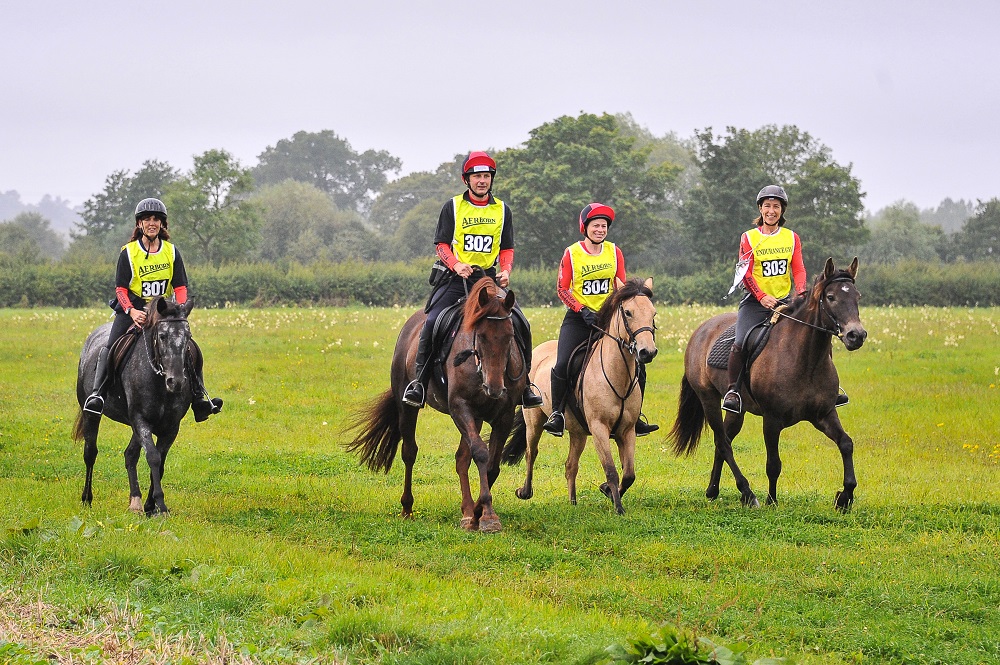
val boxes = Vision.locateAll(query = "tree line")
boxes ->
[2,113,998,277]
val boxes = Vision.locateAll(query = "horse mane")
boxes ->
[595,277,653,330]
[462,278,506,331]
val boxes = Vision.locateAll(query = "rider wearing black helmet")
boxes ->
[401,152,543,410]
[542,203,658,437]
[721,185,850,413]
[82,198,223,421]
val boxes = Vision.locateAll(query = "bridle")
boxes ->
[454,307,526,395]
[141,315,191,378]
[770,275,856,339]
[586,294,656,416]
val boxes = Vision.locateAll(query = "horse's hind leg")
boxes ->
[123,432,144,513]
[81,416,101,506]
[515,410,544,501]
[398,408,418,519]
[761,417,785,506]
[707,407,758,507]
[813,411,857,512]
[565,430,587,505]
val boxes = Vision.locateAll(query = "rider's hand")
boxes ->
[496,269,510,288]
[129,307,146,325]
[454,262,473,279]
[580,308,598,327]
[760,295,778,309]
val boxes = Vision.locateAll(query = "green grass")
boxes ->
[1,304,998,664]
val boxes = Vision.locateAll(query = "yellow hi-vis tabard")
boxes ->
[568,241,618,311]
[124,240,176,300]
[746,227,794,299]
[451,195,505,268]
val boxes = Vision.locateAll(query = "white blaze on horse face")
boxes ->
[841,285,850,292]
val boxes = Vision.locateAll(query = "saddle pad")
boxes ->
[707,324,736,369]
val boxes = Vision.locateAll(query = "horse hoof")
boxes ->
[460,517,478,531]
[515,487,532,501]
[615,505,626,516]
[599,483,614,500]
[128,497,144,513]
[478,517,502,533]
[705,487,719,501]
[834,490,854,513]
[742,495,760,508]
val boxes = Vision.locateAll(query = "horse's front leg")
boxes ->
[813,411,857,512]
[123,432,144,513]
[591,423,624,515]
[615,427,637,498]
[144,426,179,516]
[130,417,166,517]
[762,417,784,506]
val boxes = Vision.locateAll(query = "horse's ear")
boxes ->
[502,289,515,311]
[643,277,653,292]
[156,296,169,315]
[478,284,491,307]
[823,257,835,277]
[848,256,859,279]
[181,297,194,318]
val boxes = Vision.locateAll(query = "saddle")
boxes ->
[707,322,774,370]
[561,334,601,437]
[106,325,204,388]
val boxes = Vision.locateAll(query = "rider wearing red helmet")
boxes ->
[402,152,543,409]
[542,203,657,437]
[82,198,223,422]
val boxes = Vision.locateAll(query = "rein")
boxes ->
[141,316,190,378]
[769,275,855,339]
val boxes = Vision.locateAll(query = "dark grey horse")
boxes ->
[73,296,194,516]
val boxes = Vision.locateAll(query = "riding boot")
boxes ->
[835,388,849,407]
[83,347,111,415]
[542,369,568,436]
[520,342,543,409]
[189,344,223,423]
[634,363,659,437]
[721,345,746,413]
[402,324,432,408]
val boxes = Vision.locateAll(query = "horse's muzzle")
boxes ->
[482,384,508,400]
[164,374,184,393]
[843,327,867,351]
[638,348,658,364]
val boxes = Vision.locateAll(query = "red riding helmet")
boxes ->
[462,151,497,178]
[579,202,615,235]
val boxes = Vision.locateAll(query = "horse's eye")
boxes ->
[625,310,633,318]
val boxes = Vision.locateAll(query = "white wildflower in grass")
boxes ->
[248,398,256,405]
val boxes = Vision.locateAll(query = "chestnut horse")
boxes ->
[503,278,657,515]
[345,278,527,532]
[669,258,866,511]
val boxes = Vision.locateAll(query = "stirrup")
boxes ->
[635,414,659,437]
[835,390,849,408]
[721,389,742,414]
[521,383,543,409]
[542,411,565,437]
[402,380,426,408]
[83,393,105,415]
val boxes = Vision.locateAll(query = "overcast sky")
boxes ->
[2,1,997,213]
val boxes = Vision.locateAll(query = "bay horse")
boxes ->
[503,278,657,515]
[345,278,528,532]
[73,296,194,516]
[669,257,866,511]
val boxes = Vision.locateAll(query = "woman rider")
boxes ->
[82,197,223,421]
[401,151,542,409]
[542,203,658,437]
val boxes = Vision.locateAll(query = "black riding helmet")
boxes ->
[135,198,168,227]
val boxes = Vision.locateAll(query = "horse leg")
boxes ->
[131,418,167,517]
[398,408,419,519]
[615,429,637,498]
[704,404,757,506]
[591,423,624,515]
[565,430,587,505]
[455,436,478,530]
[762,417,784,506]
[80,416,101,506]
[516,410,544,501]
[813,411,858,512]
[149,427,179,515]
[123,432,144,513]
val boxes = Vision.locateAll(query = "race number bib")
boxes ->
[141,279,169,298]
[582,278,610,296]
[463,234,493,254]
[760,259,788,277]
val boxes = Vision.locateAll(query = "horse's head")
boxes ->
[455,278,516,401]
[146,296,193,393]
[812,257,867,351]
[598,277,658,363]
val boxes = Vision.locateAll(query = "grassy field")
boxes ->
[1,304,998,664]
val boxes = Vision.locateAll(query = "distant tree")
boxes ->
[496,113,678,268]
[952,198,1000,261]
[681,125,867,274]
[0,211,65,259]
[251,179,373,263]
[73,160,179,255]
[391,198,446,261]
[368,157,463,236]
[857,201,944,264]
[164,150,261,265]
[253,130,401,214]
[920,198,975,235]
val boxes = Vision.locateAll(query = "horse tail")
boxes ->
[71,408,88,442]
[501,407,527,466]
[343,389,401,474]
[669,374,705,457]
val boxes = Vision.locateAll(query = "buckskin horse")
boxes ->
[503,277,657,515]
[73,296,195,516]
[345,278,528,532]
[669,258,866,511]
